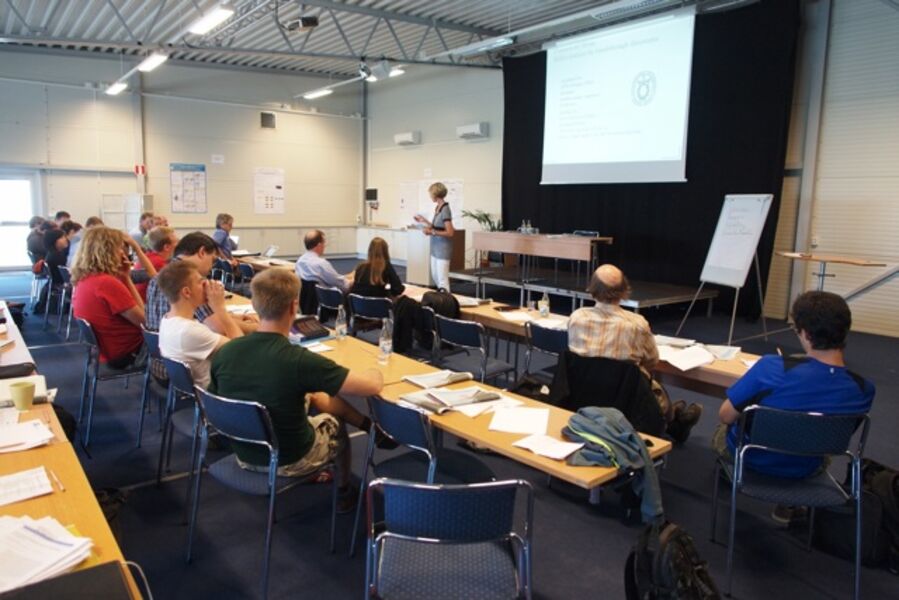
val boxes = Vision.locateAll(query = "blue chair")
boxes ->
[28,250,48,310]
[349,395,496,556]
[238,262,255,281]
[138,326,168,448]
[348,294,393,343]
[365,478,534,600]
[41,263,66,330]
[211,258,234,290]
[711,406,870,599]
[435,315,515,384]
[76,318,148,448]
[157,357,200,486]
[316,285,344,323]
[523,321,568,384]
[187,387,338,600]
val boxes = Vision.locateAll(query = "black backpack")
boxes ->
[813,459,899,573]
[421,289,460,320]
[625,521,721,600]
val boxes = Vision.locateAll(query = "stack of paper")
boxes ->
[304,342,333,353]
[488,407,550,435]
[400,386,502,415]
[654,334,695,348]
[531,317,568,330]
[512,434,584,460]
[498,311,533,323]
[663,345,716,372]
[0,420,55,453]
[403,370,473,388]
[225,305,256,315]
[0,407,18,426]
[0,466,54,507]
[704,344,741,361]
[0,515,94,593]
[455,295,488,307]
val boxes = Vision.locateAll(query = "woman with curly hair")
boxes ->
[72,227,149,369]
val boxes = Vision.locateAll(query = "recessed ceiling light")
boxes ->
[137,51,168,73]
[105,81,128,95]
[303,88,333,100]
[188,6,234,35]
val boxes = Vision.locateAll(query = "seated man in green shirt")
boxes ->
[210,268,384,512]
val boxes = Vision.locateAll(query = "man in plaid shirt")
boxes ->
[568,264,702,443]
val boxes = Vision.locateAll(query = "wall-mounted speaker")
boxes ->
[261,112,276,129]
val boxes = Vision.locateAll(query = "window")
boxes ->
[0,175,40,269]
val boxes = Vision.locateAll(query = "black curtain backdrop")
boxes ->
[501,0,800,317]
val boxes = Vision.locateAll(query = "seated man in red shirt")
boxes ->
[134,226,178,299]
[72,227,148,369]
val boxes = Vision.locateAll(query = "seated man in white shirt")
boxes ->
[157,260,243,388]
[295,229,353,293]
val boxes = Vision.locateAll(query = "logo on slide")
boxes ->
[632,71,656,106]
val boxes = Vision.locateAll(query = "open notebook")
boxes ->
[400,387,502,415]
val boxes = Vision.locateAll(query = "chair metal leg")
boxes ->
[83,375,99,448]
[182,404,201,525]
[137,369,152,448]
[56,288,67,333]
[77,355,91,424]
[261,471,278,599]
[711,462,721,542]
[725,478,738,596]
[65,299,74,340]
[186,430,208,564]
[43,287,53,329]
[350,433,377,557]
[329,466,337,554]
[807,506,816,551]
[157,385,174,484]
[854,492,862,600]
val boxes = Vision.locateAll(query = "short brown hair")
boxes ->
[790,291,852,350]
[215,213,234,229]
[587,270,631,304]
[428,182,448,199]
[251,269,300,321]
[156,261,200,304]
[139,211,155,222]
[85,216,104,227]
[148,226,176,252]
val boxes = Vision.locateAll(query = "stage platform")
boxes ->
[450,266,718,314]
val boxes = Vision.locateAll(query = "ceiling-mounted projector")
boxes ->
[286,15,319,31]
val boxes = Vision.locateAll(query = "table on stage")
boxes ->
[776,251,888,292]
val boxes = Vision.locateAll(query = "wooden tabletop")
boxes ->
[776,251,887,267]
[472,231,613,262]
[0,406,141,597]
[237,256,296,271]
[381,380,672,490]
[0,301,35,368]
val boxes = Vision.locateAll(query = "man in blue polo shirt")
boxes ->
[713,291,875,522]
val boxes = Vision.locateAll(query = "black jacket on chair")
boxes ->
[549,351,666,437]
[299,279,319,316]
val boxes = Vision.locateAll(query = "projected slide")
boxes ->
[541,8,695,184]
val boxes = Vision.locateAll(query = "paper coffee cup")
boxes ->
[10,382,35,411]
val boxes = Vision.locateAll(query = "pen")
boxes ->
[776,347,783,356]
[49,469,65,492]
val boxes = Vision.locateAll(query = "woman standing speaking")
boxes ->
[414,182,454,291]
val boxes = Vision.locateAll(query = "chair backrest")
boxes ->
[58,266,72,286]
[367,395,433,455]
[163,357,196,397]
[737,405,869,458]
[316,285,344,311]
[435,314,484,351]
[349,294,392,321]
[370,478,532,543]
[77,318,99,348]
[194,386,277,453]
[300,279,320,316]
[238,263,254,280]
[525,321,568,356]
[140,325,162,360]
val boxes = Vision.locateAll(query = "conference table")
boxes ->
[0,304,142,597]
[236,255,295,272]
[224,293,673,495]
[1,300,35,370]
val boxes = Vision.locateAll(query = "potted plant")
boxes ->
[461,210,504,267]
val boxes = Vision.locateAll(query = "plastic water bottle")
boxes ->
[538,291,550,317]
[525,220,533,234]
[335,305,347,339]
[519,220,526,233]
[378,318,393,365]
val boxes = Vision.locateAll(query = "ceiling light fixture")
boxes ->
[188,5,235,35]
[303,88,333,100]
[136,51,168,73]
[297,61,405,100]
[105,81,128,96]
[389,67,405,78]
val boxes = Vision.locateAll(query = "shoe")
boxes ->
[337,485,358,514]
[771,504,808,526]
[680,403,703,427]
[671,400,687,420]
[373,425,399,450]
[666,403,703,444]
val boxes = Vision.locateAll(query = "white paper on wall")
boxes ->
[253,167,285,214]
[170,163,208,214]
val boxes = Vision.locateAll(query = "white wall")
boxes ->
[0,49,364,257]
[365,65,504,265]
[806,0,899,336]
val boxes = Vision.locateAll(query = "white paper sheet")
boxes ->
[0,421,55,453]
[741,359,758,368]
[665,345,716,372]
[512,434,583,460]
[0,408,17,426]
[0,467,53,507]
[225,305,256,315]
[304,342,333,353]
[403,370,472,388]
[653,334,695,348]
[657,345,679,363]
[499,311,534,323]
[488,407,550,435]
[531,317,568,330]
[454,397,523,418]
[0,515,93,592]
[704,344,741,361]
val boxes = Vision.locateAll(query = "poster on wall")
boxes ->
[254,167,285,214]
[170,163,207,213]
[399,180,420,226]
[418,178,464,228]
